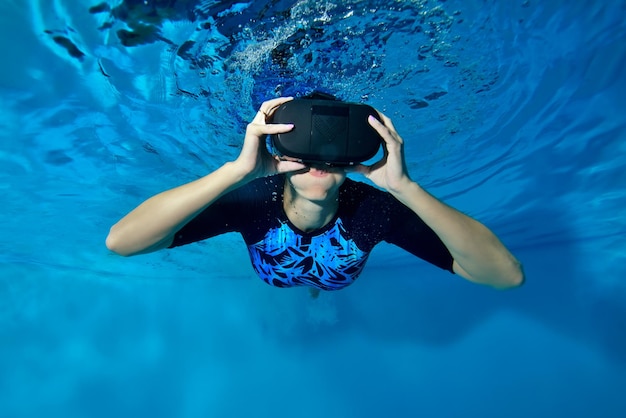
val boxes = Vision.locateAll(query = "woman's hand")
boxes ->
[354,112,414,195]
[358,111,524,289]
[233,97,306,180]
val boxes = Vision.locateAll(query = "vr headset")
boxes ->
[270,99,382,166]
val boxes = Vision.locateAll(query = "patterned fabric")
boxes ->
[169,175,454,290]
[248,218,368,290]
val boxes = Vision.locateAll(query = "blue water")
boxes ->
[1,0,625,417]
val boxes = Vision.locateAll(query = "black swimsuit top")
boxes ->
[169,175,453,290]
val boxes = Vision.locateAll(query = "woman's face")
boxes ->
[285,164,347,203]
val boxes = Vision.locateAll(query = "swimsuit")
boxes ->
[169,175,453,290]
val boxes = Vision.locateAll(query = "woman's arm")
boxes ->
[106,162,248,256]
[388,181,524,288]
[357,114,524,289]
[106,97,305,256]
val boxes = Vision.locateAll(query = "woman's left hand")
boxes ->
[354,112,414,195]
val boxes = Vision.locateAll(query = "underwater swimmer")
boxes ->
[106,96,524,291]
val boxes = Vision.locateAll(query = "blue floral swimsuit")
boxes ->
[169,175,453,290]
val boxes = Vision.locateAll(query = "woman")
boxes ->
[106,96,524,291]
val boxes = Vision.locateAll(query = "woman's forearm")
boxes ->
[391,181,524,288]
[106,97,300,257]
[106,162,249,256]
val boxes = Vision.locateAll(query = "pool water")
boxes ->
[1,1,625,417]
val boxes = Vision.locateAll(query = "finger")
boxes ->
[247,122,294,137]
[374,110,397,133]
[367,115,403,147]
[275,159,307,174]
[347,164,370,176]
[260,96,293,112]
[368,115,398,145]
[276,155,302,163]
[255,96,294,123]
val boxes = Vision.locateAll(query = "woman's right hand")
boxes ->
[233,97,307,180]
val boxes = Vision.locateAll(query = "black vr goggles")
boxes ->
[270,99,382,166]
